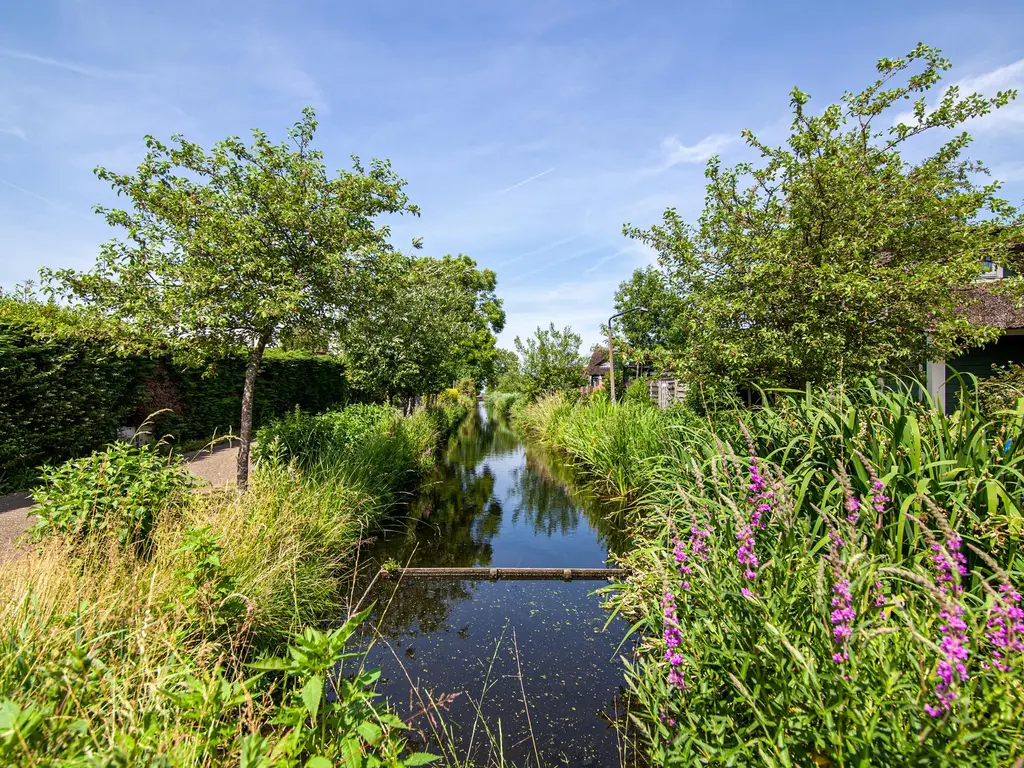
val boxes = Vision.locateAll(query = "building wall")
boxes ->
[944,333,1024,412]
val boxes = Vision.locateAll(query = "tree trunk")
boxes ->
[237,333,270,491]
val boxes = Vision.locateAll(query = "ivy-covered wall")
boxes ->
[0,314,353,491]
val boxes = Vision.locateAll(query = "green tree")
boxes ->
[514,323,585,397]
[44,109,418,489]
[486,348,522,392]
[342,254,504,401]
[626,44,1022,390]
[605,266,685,371]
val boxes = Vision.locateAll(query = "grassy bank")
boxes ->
[0,396,471,766]
[515,385,1024,765]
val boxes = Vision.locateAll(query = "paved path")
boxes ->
[0,444,242,563]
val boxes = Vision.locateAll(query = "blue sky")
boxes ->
[1,1,1023,349]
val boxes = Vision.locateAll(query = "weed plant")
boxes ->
[517,381,1024,765]
[0,398,472,766]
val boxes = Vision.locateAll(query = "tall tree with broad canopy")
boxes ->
[514,323,585,397]
[43,108,419,489]
[604,266,686,373]
[626,44,1023,390]
[342,254,504,402]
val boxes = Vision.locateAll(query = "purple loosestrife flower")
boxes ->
[925,604,970,717]
[931,535,968,596]
[870,480,889,518]
[825,520,855,664]
[845,495,860,525]
[662,592,686,689]
[734,457,773,590]
[746,459,773,529]
[986,584,1024,671]
[873,581,887,607]
[924,532,970,716]
[672,523,712,591]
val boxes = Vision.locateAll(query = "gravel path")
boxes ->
[0,444,243,563]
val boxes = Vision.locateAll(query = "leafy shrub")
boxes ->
[0,304,149,492]
[519,379,1024,763]
[618,452,1024,765]
[622,377,655,407]
[978,362,1024,415]
[30,441,193,549]
[455,377,477,399]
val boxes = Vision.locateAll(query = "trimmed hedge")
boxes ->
[0,308,354,491]
[0,317,148,491]
[145,351,352,443]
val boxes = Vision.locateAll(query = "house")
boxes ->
[926,248,1024,412]
[585,348,611,388]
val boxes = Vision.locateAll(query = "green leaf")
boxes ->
[403,753,441,766]
[301,675,323,720]
[305,758,333,768]
[356,721,382,744]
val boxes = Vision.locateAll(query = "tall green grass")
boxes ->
[0,398,472,766]
[516,382,1024,764]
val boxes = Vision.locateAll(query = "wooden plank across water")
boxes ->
[379,567,627,581]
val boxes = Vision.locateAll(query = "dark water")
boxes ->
[359,406,634,767]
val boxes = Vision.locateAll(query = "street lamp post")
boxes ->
[607,306,648,404]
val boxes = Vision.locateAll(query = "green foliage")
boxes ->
[483,391,526,419]
[342,254,504,400]
[605,266,685,368]
[0,299,354,490]
[29,441,193,549]
[485,347,521,392]
[0,400,458,765]
[620,482,1024,766]
[252,404,399,469]
[977,362,1024,415]
[519,380,1024,764]
[248,610,439,767]
[513,323,586,398]
[151,349,352,443]
[171,526,240,631]
[0,300,150,491]
[44,108,418,488]
[626,44,1022,389]
[622,377,655,408]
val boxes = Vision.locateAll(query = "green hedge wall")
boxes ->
[0,318,149,491]
[0,314,354,491]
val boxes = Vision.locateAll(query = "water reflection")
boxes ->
[359,406,634,767]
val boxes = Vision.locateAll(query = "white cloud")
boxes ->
[992,161,1024,184]
[660,132,735,167]
[0,48,137,80]
[893,57,1024,134]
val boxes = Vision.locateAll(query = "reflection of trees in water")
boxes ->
[364,578,477,639]
[363,409,509,636]
[511,444,633,557]
[362,407,630,638]
[508,450,582,536]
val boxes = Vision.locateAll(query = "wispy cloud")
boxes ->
[660,132,736,168]
[496,234,580,267]
[510,244,605,282]
[0,178,92,219]
[496,166,556,195]
[893,57,1024,134]
[0,48,135,79]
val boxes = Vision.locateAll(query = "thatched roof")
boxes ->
[585,347,610,376]
[960,283,1024,329]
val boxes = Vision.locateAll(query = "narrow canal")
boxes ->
[359,405,635,767]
